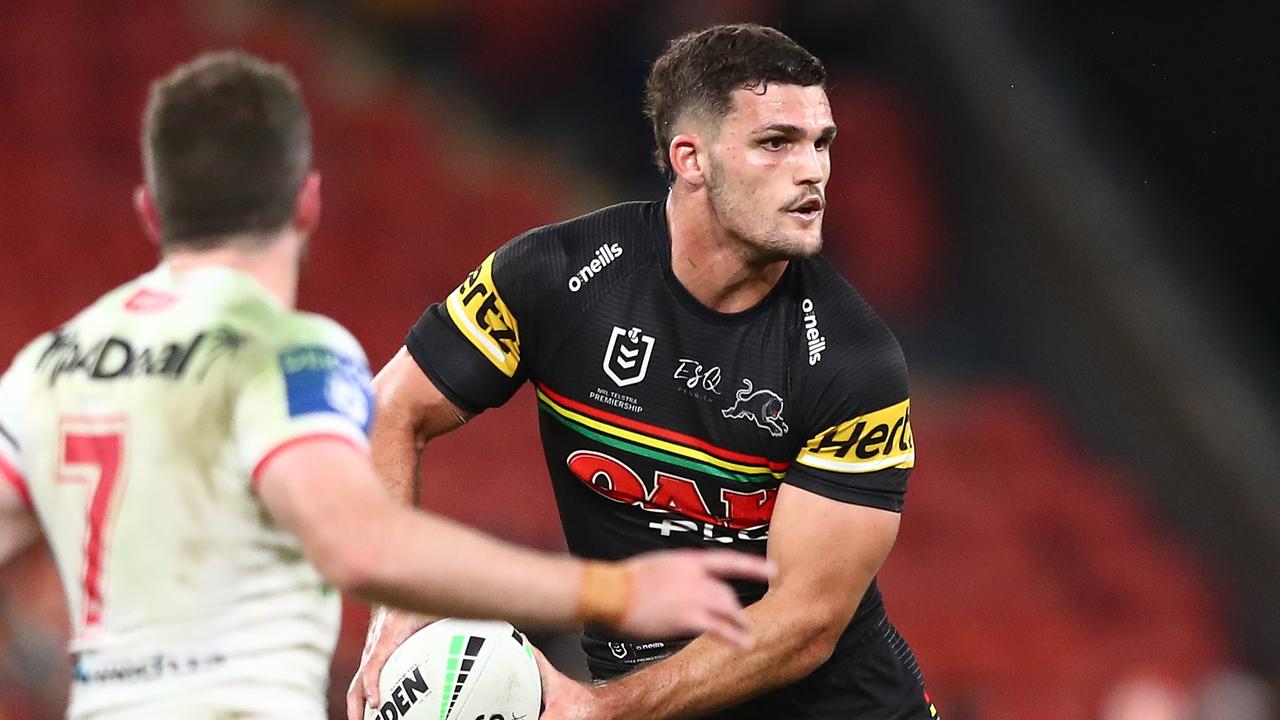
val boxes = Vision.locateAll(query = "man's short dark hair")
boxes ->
[142,50,312,249]
[643,23,826,180]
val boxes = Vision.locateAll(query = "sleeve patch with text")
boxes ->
[279,346,373,435]
[444,252,521,377]
[795,399,914,473]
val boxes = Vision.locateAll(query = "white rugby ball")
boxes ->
[365,618,541,720]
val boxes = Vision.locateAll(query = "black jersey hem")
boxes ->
[783,467,906,512]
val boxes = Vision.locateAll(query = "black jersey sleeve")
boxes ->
[405,229,565,414]
[784,271,915,512]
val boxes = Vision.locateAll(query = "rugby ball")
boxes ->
[365,618,542,720]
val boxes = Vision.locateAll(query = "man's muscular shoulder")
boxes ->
[494,200,658,297]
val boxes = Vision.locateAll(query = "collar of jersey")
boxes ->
[650,199,796,326]
[146,262,286,309]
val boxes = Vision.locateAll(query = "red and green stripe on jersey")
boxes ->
[537,383,784,531]
[536,383,788,485]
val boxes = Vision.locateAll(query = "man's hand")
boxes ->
[533,646,600,720]
[346,608,434,720]
[614,549,773,648]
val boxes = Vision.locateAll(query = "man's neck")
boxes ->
[162,231,301,309]
[665,191,788,314]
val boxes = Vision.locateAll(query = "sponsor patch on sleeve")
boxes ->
[444,252,521,377]
[795,399,914,473]
[279,346,374,435]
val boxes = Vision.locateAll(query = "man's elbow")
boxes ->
[789,605,849,676]
[372,385,424,447]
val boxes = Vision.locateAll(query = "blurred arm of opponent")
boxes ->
[0,468,40,571]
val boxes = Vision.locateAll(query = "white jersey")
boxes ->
[0,264,374,719]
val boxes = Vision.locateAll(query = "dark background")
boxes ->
[1044,2,1276,349]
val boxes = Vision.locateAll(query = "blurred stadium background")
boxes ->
[0,1,1275,718]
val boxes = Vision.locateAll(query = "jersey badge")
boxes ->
[721,379,789,437]
[279,346,374,435]
[603,326,655,387]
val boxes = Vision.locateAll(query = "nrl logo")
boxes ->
[603,326,655,387]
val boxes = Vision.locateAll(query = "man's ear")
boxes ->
[295,171,321,235]
[669,133,708,189]
[133,184,163,246]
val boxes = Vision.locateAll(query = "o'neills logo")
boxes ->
[801,298,826,366]
[568,242,623,292]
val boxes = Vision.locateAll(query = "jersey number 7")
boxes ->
[57,416,128,636]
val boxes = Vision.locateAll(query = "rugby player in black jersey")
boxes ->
[349,23,938,720]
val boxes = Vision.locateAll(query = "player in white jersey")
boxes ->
[0,51,770,720]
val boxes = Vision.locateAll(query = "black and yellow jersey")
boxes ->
[407,199,918,687]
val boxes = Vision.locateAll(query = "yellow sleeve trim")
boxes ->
[444,253,521,378]
[796,399,914,473]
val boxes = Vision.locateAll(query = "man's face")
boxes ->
[704,83,835,262]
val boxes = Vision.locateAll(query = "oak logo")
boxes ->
[602,326,654,387]
[566,450,776,531]
[446,253,521,377]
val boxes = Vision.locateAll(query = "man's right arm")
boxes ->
[368,345,472,506]
[356,345,467,692]
[350,344,477,714]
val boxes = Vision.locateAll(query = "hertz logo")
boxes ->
[446,253,521,377]
[795,400,914,474]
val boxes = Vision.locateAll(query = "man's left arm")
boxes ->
[0,460,39,570]
[540,482,900,719]
[0,361,40,570]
